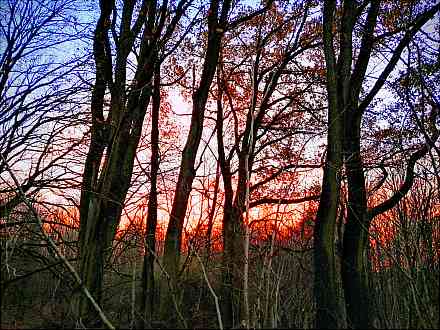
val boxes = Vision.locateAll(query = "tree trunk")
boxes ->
[313,156,345,328]
[216,82,240,328]
[222,199,241,328]
[206,163,220,256]
[342,114,371,329]
[76,0,188,325]
[140,67,161,328]
[313,1,346,328]
[161,1,232,324]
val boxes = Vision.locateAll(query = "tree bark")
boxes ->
[342,117,370,329]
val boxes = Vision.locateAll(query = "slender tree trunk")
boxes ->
[222,197,240,328]
[140,67,161,328]
[161,1,232,324]
[217,82,239,328]
[206,163,220,257]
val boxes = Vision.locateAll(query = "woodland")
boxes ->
[0,0,439,329]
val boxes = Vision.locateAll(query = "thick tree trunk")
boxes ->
[342,116,371,329]
[314,1,346,328]
[313,154,345,329]
[77,199,122,324]
[341,222,370,329]
[78,109,150,324]
[222,196,242,328]
[232,143,255,326]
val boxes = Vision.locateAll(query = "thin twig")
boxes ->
[192,245,223,330]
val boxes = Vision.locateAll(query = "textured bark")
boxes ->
[342,122,370,329]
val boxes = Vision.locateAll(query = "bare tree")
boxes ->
[76,0,191,325]
[160,1,233,324]
[0,0,90,220]
[214,3,323,326]
[316,1,439,328]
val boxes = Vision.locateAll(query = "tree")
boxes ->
[313,1,346,327]
[76,0,190,324]
[0,4,88,320]
[159,0,235,324]
[139,65,160,327]
[2,1,439,328]
[214,2,323,326]
[315,0,440,328]
[0,0,88,220]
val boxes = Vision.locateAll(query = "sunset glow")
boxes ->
[1,0,439,329]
